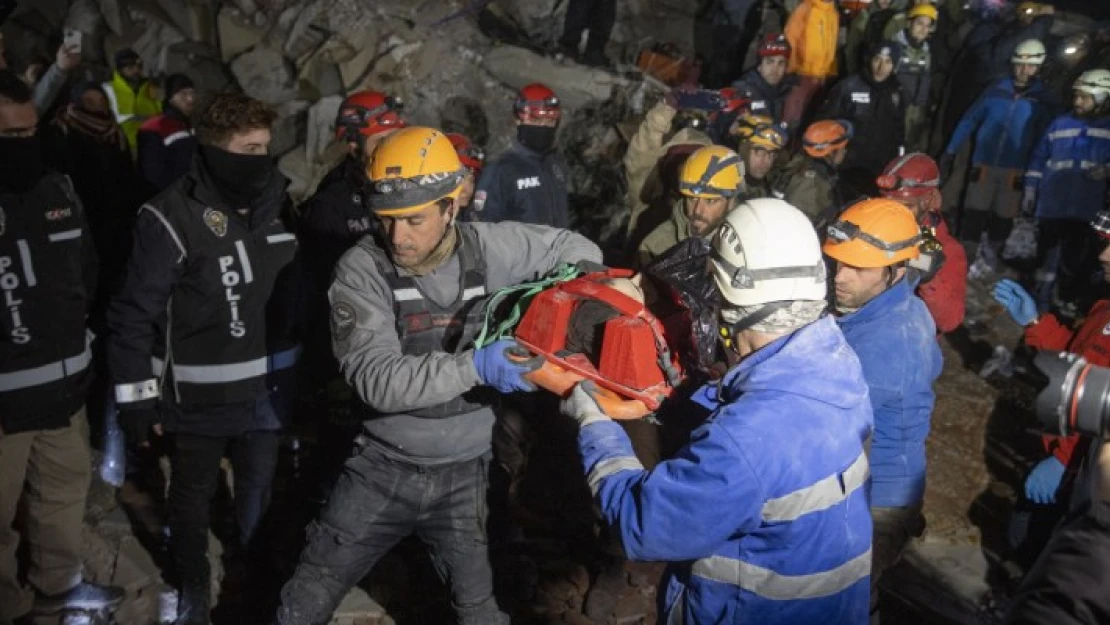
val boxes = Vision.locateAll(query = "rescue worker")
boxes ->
[774,118,853,227]
[991,213,1110,572]
[844,0,903,75]
[783,0,839,126]
[892,3,936,152]
[0,69,125,625]
[107,94,301,625]
[136,74,198,192]
[561,197,874,624]
[823,198,943,623]
[941,39,1057,268]
[558,0,616,67]
[731,33,795,125]
[731,113,787,198]
[636,144,744,266]
[819,40,907,193]
[274,127,602,625]
[102,48,162,157]
[877,153,968,334]
[295,90,406,499]
[1024,69,1110,313]
[472,83,569,227]
[447,132,485,211]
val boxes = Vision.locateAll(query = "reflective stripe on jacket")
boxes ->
[1025,114,1110,222]
[103,71,162,156]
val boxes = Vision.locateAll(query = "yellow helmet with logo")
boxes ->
[365,126,466,216]
[679,145,745,199]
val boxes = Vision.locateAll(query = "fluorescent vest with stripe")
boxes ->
[0,172,94,432]
[579,315,874,624]
[1025,113,1110,222]
[117,169,299,407]
[357,224,495,419]
[103,71,162,157]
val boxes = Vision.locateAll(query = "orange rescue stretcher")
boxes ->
[510,269,687,419]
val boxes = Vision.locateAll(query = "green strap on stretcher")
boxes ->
[473,263,582,348]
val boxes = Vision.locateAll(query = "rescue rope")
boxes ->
[473,263,582,348]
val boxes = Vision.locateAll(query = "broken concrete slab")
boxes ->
[271,100,311,158]
[329,586,390,625]
[482,45,626,110]
[230,44,298,105]
[98,0,124,35]
[305,95,343,162]
[163,41,238,95]
[65,0,109,65]
[217,5,265,63]
[279,149,314,204]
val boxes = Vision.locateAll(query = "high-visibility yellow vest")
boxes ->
[102,71,162,158]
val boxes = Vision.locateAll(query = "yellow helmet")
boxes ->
[679,145,745,199]
[365,126,466,216]
[822,198,922,268]
[907,3,938,22]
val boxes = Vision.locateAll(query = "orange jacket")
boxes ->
[784,0,839,79]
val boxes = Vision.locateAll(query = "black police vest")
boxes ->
[0,172,92,419]
[150,181,299,407]
[360,223,494,419]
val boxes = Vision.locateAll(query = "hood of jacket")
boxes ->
[715,315,865,410]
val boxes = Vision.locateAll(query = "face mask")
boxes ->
[517,124,557,153]
[0,136,44,192]
[199,144,274,207]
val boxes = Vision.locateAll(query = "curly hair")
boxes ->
[196,93,276,147]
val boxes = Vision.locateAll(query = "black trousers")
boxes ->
[167,430,281,591]
[275,443,509,625]
[560,0,617,55]
[870,505,925,624]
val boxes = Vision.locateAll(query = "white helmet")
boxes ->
[710,198,827,309]
[1075,69,1110,104]
[1011,39,1046,65]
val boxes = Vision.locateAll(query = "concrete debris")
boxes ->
[270,100,311,158]
[163,41,238,94]
[98,0,125,35]
[216,5,265,63]
[278,149,315,203]
[304,94,344,163]
[330,587,391,625]
[230,44,298,104]
[482,45,626,110]
[65,0,110,65]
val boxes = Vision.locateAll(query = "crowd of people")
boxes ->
[2,1,1110,624]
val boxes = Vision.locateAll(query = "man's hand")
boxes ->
[55,43,80,72]
[992,278,1038,326]
[1025,456,1066,504]
[117,406,162,447]
[560,381,612,428]
[472,339,540,394]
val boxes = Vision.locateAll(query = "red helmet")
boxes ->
[757,33,792,58]
[876,153,940,200]
[334,91,405,142]
[717,87,751,114]
[514,83,561,122]
[447,132,485,173]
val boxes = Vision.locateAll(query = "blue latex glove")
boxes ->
[1025,456,1066,504]
[472,339,539,394]
[992,278,1038,326]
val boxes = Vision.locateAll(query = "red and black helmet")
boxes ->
[876,153,941,200]
[514,83,562,122]
[334,90,406,142]
[757,33,792,58]
[717,87,752,114]
[446,133,485,174]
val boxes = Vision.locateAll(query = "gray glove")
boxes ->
[560,381,612,428]
[1020,186,1037,217]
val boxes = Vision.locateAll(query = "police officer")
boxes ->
[472,83,570,227]
[0,69,124,625]
[296,91,406,496]
[274,127,602,625]
[107,94,301,625]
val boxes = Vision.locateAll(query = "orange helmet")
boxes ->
[823,198,922,268]
[803,119,853,158]
[446,132,485,174]
[515,83,561,122]
[335,91,405,142]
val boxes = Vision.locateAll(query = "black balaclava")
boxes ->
[517,124,558,153]
[0,135,44,193]
[199,144,274,208]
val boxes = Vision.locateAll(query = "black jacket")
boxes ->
[472,141,569,228]
[0,172,98,433]
[106,159,303,436]
[732,69,795,125]
[136,106,197,193]
[820,72,906,179]
[295,158,373,380]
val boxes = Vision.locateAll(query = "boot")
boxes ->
[174,582,210,625]
[34,581,125,615]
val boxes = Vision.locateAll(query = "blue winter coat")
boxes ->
[579,316,874,624]
[836,278,942,509]
[944,77,1057,170]
[1025,113,1110,222]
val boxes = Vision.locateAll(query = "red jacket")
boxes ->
[1025,299,1110,466]
[917,219,967,334]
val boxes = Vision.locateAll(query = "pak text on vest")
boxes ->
[0,253,31,344]
[218,245,254,338]
[516,177,541,190]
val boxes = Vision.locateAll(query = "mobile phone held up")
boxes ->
[63,28,83,54]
